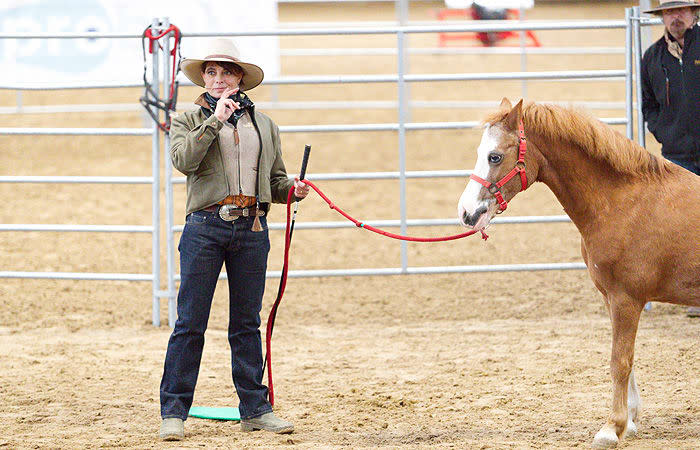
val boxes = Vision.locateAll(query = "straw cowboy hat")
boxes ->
[644,0,700,15]
[180,38,264,91]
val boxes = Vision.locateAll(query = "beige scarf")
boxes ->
[664,20,700,60]
[664,29,684,60]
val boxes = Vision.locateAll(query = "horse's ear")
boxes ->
[504,99,523,131]
[499,97,512,110]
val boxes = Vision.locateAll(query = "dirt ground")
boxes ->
[2,1,699,448]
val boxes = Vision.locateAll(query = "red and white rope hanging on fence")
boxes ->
[140,22,182,133]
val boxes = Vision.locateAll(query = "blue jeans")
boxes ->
[666,157,700,175]
[160,210,272,420]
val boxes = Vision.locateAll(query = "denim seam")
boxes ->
[241,405,273,421]
[161,414,187,421]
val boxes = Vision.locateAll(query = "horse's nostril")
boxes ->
[463,205,487,227]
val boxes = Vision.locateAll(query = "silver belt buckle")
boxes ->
[218,204,266,221]
[218,204,242,221]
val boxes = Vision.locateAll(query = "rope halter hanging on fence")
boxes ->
[140,22,182,133]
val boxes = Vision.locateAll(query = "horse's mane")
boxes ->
[484,102,671,177]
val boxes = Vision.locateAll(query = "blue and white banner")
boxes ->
[0,0,279,86]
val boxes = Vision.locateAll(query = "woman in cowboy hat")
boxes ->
[640,1,700,317]
[159,38,308,441]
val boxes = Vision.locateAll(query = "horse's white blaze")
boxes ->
[458,126,498,226]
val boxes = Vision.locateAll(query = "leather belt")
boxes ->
[202,204,224,213]
[218,194,256,208]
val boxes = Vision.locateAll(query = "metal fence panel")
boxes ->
[1,11,651,327]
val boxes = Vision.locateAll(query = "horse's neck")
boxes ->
[531,135,618,233]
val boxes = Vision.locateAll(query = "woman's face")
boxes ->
[201,62,243,98]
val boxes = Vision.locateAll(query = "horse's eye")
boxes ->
[488,153,503,164]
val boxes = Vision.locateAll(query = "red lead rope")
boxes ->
[264,181,487,406]
[304,180,489,242]
[264,188,295,407]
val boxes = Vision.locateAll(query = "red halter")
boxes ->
[469,120,528,212]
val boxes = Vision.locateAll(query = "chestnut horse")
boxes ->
[457,98,700,448]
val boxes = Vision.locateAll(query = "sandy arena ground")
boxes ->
[1,1,699,448]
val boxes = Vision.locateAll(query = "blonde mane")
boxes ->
[485,102,670,176]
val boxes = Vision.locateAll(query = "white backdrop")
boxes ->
[0,0,279,85]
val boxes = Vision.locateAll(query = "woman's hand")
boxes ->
[294,178,310,199]
[213,87,240,123]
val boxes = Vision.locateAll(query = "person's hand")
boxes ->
[213,88,240,123]
[294,178,310,199]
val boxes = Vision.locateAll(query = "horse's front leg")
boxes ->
[592,293,643,449]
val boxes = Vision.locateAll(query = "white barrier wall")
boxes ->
[0,0,279,85]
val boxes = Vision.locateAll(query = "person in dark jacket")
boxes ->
[641,0,700,175]
[158,38,309,441]
[641,0,700,318]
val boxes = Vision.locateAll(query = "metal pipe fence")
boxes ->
[0,10,655,327]
[0,18,164,326]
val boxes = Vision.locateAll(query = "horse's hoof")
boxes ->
[592,428,618,448]
[624,421,638,438]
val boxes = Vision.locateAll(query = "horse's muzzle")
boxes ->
[462,205,487,227]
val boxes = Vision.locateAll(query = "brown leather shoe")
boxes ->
[687,307,700,318]
[240,412,294,434]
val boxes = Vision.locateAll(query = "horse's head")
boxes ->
[458,98,533,231]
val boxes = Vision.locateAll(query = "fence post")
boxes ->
[632,6,646,148]
[519,5,528,99]
[395,0,411,124]
[624,8,634,141]
[150,17,162,327]
[397,28,408,273]
[162,17,177,328]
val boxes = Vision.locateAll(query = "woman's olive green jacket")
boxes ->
[170,94,296,215]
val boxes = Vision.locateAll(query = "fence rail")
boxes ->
[0,20,628,43]
[0,100,632,116]
[0,271,153,281]
[0,128,152,136]
[173,215,573,233]
[0,176,153,184]
[0,225,152,233]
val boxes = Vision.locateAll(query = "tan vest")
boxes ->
[218,111,260,197]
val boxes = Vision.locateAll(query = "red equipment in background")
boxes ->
[436,3,541,47]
